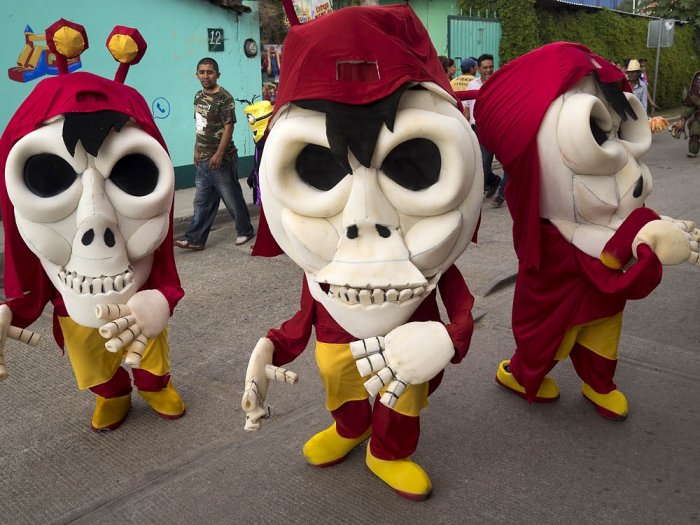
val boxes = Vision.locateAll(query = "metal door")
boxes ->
[448,15,502,68]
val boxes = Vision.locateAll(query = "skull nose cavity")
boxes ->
[345,224,392,239]
[346,224,359,239]
[104,228,116,248]
[376,225,391,238]
[80,227,116,248]
[81,229,95,246]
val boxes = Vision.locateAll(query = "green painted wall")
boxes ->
[378,0,462,56]
[1,0,261,189]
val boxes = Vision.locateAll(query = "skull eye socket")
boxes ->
[296,144,348,191]
[23,153,77,197]
[109,153,159,196]
[380,138,440,191]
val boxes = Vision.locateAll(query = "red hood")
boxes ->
[474,42,628,270]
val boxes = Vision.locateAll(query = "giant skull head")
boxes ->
[4,108,173,327]
[258,5,483,338]
[0,25,176,329]
[537,72,652,259]
[474,42,652,270]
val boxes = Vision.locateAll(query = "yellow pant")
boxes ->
[58,316,171,390]
[554,312,623,361]
[315,341,429,418]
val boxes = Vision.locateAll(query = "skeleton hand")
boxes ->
[670,121,687,140]
[95,289,170,368]
[350,321,454,409]
[241,337,298,431]
[633,218,700,266]
[0,305,42,380]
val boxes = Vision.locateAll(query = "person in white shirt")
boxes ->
[466,54,504,201]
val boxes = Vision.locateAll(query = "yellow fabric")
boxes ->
[302,422,371,466]
[91,393,131,431]
[581,383,628,418]
[107,34,139,63]
[554,312,623,361]
[314,341,428,418]
[59,316,171,390]
[365,444,432,498]
[53,26,85,58]
[138,379,185,417]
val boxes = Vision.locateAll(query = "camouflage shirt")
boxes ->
[194,87,237,162]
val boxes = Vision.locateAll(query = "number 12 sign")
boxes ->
[208,28,224,52]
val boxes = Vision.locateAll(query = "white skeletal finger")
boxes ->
[356,352,387,377]
[363,366,395,397]
[265,364,298,384]
[95,303,132,321]
[124,334,148,368]
[687,250,700,267]
[104,323,142,353]
[7,326,40,346]
[380,378,408,408]
[99,315,137,338]
[349,336,384,359]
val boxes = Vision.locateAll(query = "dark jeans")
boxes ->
[480,143,502,189]
[184,156,254,246]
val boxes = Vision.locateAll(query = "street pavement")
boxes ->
[0,130,699,524]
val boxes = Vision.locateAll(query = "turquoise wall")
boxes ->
[378,0,462,56]
[1,0,261,188]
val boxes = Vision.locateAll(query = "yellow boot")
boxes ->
[91,394,131,432]
[303,422,371,467]
[365,443,432,501]
[138,379,186,420]
[581,383,628,420]
[495,359,560,402]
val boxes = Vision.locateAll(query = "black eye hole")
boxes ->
[590,118,609,146]
[23,153,77,197]
[381,138,441,191]
[109,154,159,196]
[296,144,348,191]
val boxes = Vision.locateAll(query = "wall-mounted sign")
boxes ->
[208,28,224,52]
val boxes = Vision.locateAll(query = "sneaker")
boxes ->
[688,152,697,158]
[235,234,255,246]
[175,239,204,251]
[491,195,504,208]
[485,175,502,198]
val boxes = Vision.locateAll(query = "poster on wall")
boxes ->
[8,25,82,83]
[287,0,333,24]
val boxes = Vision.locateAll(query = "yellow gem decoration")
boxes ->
[53,27,85,58]
[108,34,139,64]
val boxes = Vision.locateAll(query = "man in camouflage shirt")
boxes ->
[176,57,255,250]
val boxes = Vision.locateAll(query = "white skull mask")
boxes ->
[261,86,483,338]
[537,74,653,259]
[5,115,174,327]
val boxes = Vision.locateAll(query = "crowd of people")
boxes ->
[439,53,507,208]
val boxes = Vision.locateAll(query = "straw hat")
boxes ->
[626,59,641,72]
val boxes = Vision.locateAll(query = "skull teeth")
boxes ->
[59,268,133,296]
[328,284,428,305]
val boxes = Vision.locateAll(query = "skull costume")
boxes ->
[241,4,483,500]
[474,42,700,419]
[0,20,185,431]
